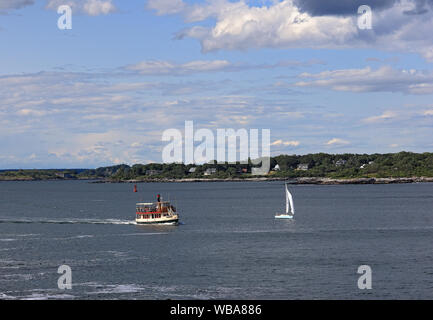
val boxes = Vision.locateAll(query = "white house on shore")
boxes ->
[335,159,347,166]
[188,167,197,173]
[204,168,217,176]
[297,163,309,171]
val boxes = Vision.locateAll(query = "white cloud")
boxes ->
[152,0,433,62]
[271,139,300,147]
[83,0,115,15]
[45,0,116,16]
[124,59,321,75]
[326,138,350,146]
[17,109,48,117]
[125,60,231,75]
[362,111,398,123]
[294,66,433,94]
[130,142,142,148]
[47,131,161,166]
[2,64,432,168]
[0,69,292,167]
[177,0,356,52]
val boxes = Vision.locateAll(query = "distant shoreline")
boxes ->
[97,177,433,184]
[3,152,433,184]
[2,176,432,184]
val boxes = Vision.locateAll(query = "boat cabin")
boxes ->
[136,201,176,220]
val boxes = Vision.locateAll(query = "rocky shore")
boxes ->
[3,176,433,184]
[91,176,433,184]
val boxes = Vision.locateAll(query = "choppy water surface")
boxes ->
[1,181,433,299]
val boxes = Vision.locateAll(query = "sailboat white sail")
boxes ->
[276,183,294,219]
[286,183,295,215]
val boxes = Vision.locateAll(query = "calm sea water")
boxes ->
[0,180,433,300]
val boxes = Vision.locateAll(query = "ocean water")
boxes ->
[0,180,433,300]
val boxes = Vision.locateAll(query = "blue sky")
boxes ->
[1,0,433,168]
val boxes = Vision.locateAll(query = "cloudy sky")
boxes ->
[1,0,433,168]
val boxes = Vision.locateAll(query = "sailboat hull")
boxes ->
[275,214,294,219]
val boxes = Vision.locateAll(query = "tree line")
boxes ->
[1,152,433,181]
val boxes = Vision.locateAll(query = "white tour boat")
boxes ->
[136,194,179,225]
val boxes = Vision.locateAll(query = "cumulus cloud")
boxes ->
[45,0,116,16]
[294,66,433,94]
[149,0,433,62]
[176,0,357,52]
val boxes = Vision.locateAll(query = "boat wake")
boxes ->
[0,218,137,225]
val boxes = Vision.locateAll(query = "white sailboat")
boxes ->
[275,183,295,219]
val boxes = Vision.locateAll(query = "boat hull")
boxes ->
[275,214,294,219]
[135,214,179,225]
[136,219,179,225]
